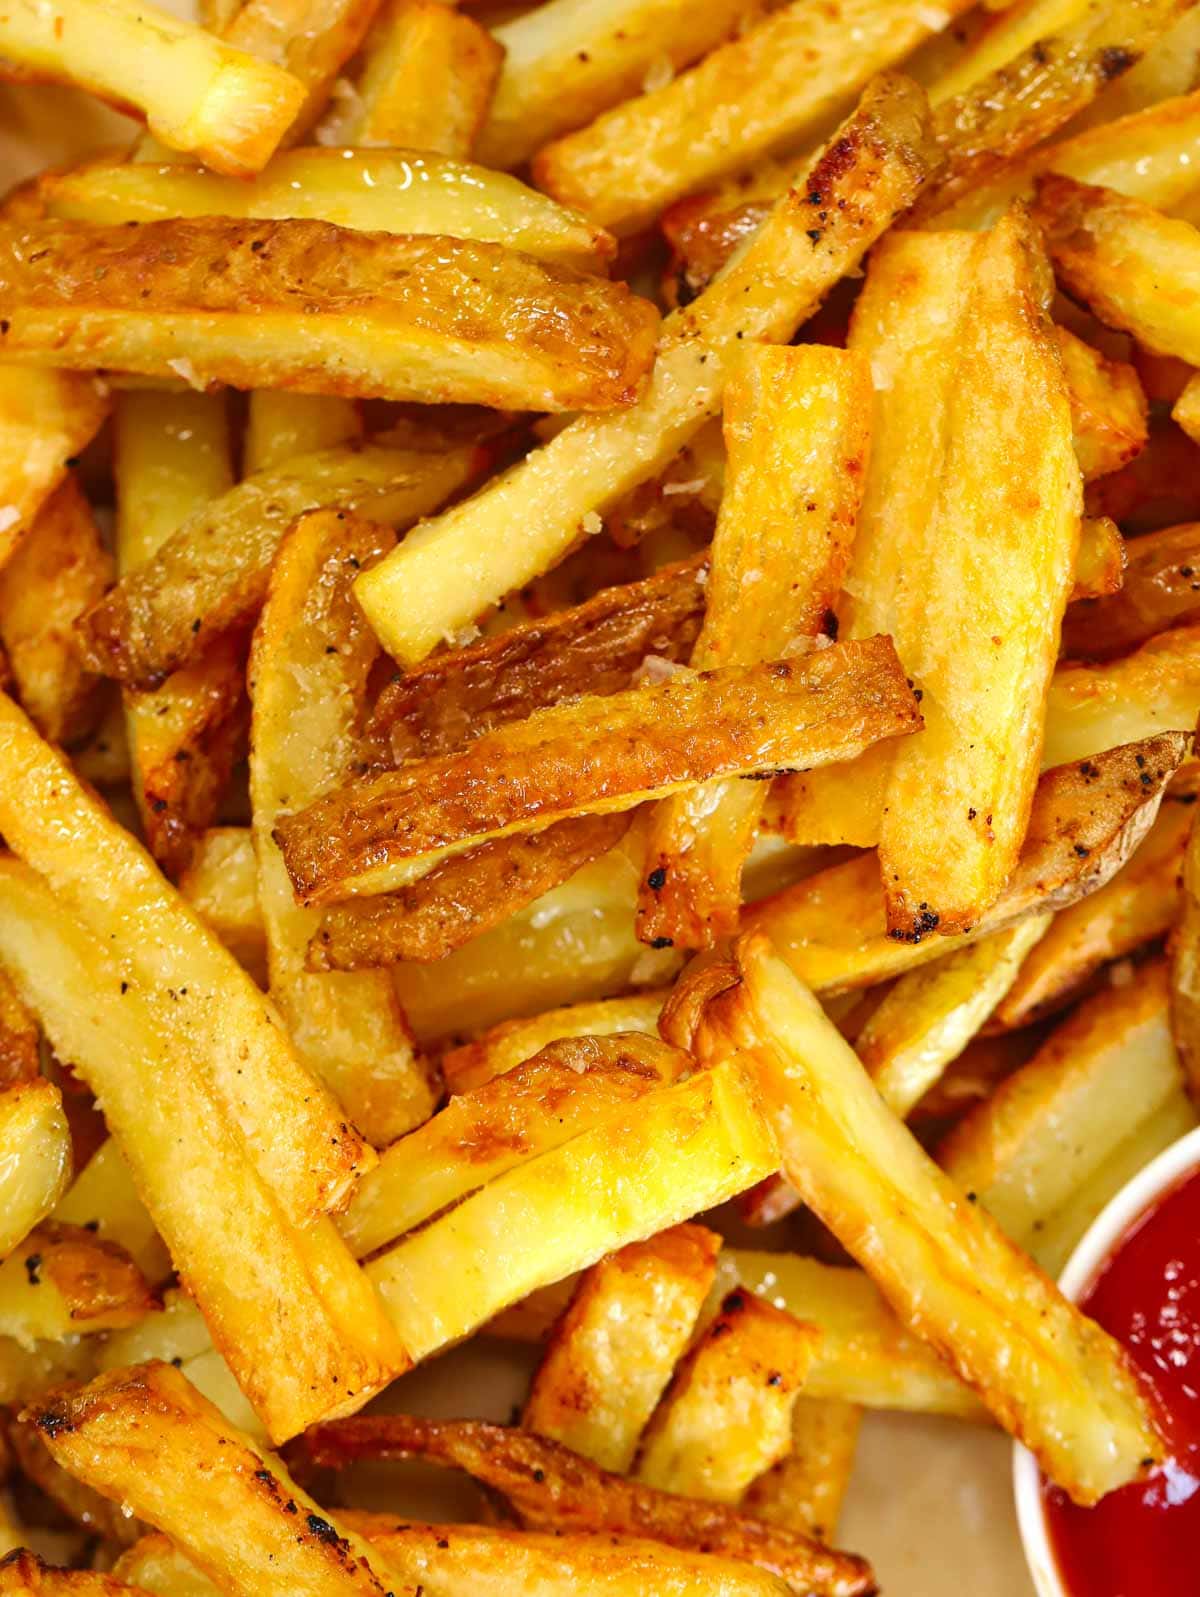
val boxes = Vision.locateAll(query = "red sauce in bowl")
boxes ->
[1043,1163,1200,1596]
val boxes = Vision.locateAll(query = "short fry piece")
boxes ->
[743,1399,862,1544]
[250,510,433,1145]
[0,1220,153,1342]
[0,218,659,413]
[0,368,108,570]
[1070,516,1126,600]
[1056,326,1149,481]
[443,990,668,1094]
[635,1290,817,1503]
[524,1224,722,1474]
[674,934,1162,1504]
[0,0,305,175]
[0,1080,71,1261]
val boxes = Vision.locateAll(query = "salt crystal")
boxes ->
[642,55,674,93]
[166,357,205,391]
[0,506,20,533]
[580,510,603,536]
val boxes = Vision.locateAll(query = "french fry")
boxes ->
[992,777,1195,1029]
[354,77,939,666]
[0,1552,146,1595]
[364,1062,777,1360]
[6,1418,144,1546]
[943,965,1187,1263]
[523,1224,722,1474]
[0,861,408,1441]
[242,392,360,476]
[0,478,110,747]
[341,1035,689,1258]
[444,990,669,1094]
[331,0,503,156]
[221,0,387,140]
[0,0,305,175]
[54,1137,170,1283]
[753,734,1188,995]
[176,828,267,987]
[309,812,634,968]
[1170,791,1200,1103]
[855,918,1052,1117]
[0,693,374,1220]
[673,934,1163,1504]
[250,509,434,1145]
[637,345,872,951]
[42,148,615,272]
[0,969,40,1088]
[634,1290,817,1503]
[1036,174,1200,362]
[477,0,758,171]
[1070,515,1126,600]
[0,369,107,571]
[1043,625,1200,765]
[0,1081,71,1261]
[743,1400,862,1545]
[301,1415,876,1597]
[0,1220,153,1342]
[531,0,966,235]
[0,218,658,413]
[1056,326,1149,482]
[82,438,489,691]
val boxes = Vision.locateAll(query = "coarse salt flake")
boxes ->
[0,506,20,534]
[166,358,205,391]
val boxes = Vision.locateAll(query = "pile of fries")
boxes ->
[1,0,1200,1588]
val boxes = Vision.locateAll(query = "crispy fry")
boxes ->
[1056,326,1149,482]
[42,149,615,272]
[1070,515,1126,600]
[0,1220,152,1341]
[6,1418,144,1546]
[0,369,107,572]
[309,812,633,968]
[0,0,305,175]
[635,1290,816,1503]
[443,991,669,1093]
[0,1551,146,1595]
[754,734,1188,994]
[0,1081,71,1261]
[82,439,488,691]
[354,78,939,666]
[242,392,360,476]
[221,0,386,140]
[1170,789,1200,1104]
[0,970,40,1089]
[674,934,1162,1503]
[250,509,434,1145]
[637,345,872,950]
[54,1138,169,1284]
[365,1062,776,1360]
[176,828,266,988]
[342,1033,688,1257]
[1044,625,1200,765]
[743,1400,862,1545]
[300,1416,876,1597]
[523,1224,722,1474]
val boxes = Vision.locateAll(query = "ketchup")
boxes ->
[1043,1164,1200,1596]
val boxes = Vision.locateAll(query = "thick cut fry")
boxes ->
[0,1081,71,1261]
[0,218,658,413]
[0,862,407,1440]
[333,0,503,155]
[478,0,757,171]
[524,1224,722,1474]
[0,968,40,1088]
[743,1399,862,1544]
[754,734,1187,994]
[993,779,1195,1028]
[855,918,1052,1116]
[354,78,939,665]
[250,510,433,1145]
[365,1062,776,1360]
[278,638,921,901]
[0,478,110,747]
[1043,626,1200,765]
[941,962,1184,1249]
[43,149,614,272]
[55,1137,169,1283]
[0,1220,152,1342]
[242,392,360,476]
[33,1364,415,1597]
[1056,326,1149,481]
[1037,174,1200,361]
[638,345,872,950]
[673,934,1162,1504]
[6,1420,141,1546]
[443,990,668,1093]
[0,694,373,1219]
[0,0,305,175]
[635,1290,816,1503]
[0,369,107,570]
[301,1417,875,1597]
[532,0,967,235]
[176,828,266,986]
[0,1552,145,1595]
[342,1035,688,1258]
[82,439,488,691]
[310,812,633,968]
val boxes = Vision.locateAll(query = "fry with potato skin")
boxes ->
[1064,522,1200,658]
[0,1220,153,1341]
[0,369,108,571]
[1043,626,1200,766]
[0,1081,71,1261]
[0,218,659,413]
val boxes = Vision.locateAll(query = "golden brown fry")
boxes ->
[355,77,939,666]
[6,1418,143,1546]
[310,812,633,969]
[0,1551,147,1595]
[637,345,872,951]
[443,990,669,1094]
[278,638,921,902]
[0,218,659,413]
[176,828,267,987]
[55,1137,169,1284]
[242,393,360,476]
[300,1416,876,1597]
[0,478,110,748]
[0,1220,152,1340]
[635,1290,816,1503]
[0,0,305,175]
[221,0,385,140]
[82,439,489,692]
[250,510,434,1146]
[754,734,1188,995]
[1086,417,1200,534]
[1043,626,1200,766]
[0,1081,71,1260]
[523,1224,722,1474]
[341,1033,689,1258]
[1056,326,1149,482]
[1070,516,1126,601]
[1170,790,1200,1104]
[673,934,1162,1504]
[0,971,40,1089]
[743,1400,862,1545]
[1174,370,1200,441]
[0,369,107,572]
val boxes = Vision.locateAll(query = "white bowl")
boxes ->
[1013,1121,1200,1597]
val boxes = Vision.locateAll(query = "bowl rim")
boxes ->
[1013,1119,1200,1597]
